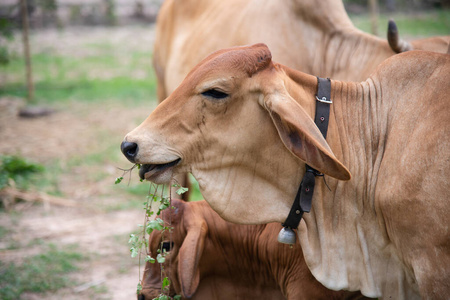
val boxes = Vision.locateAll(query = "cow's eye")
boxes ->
[161,241,173,252]
[201,89,228,99]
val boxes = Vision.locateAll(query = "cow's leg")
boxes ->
[380,203,450,299]
[380,198,449,300]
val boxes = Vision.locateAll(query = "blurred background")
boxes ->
[0,0,448,299]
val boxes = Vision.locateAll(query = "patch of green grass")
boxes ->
[26,160,64,197]
[120,181,151,196]
[0,244,83,300]
[26,136,130,198]
[0,76,157,104]
[84,139,124,166]
[99,179,151,211]
[0,155,71,199]
[103,194,146,211]
[0,155,44,191]
[350,9,450,37]
[0,50,157,105]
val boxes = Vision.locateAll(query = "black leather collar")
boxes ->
[280,77,332,236]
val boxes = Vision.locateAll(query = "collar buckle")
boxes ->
[316,95,332,104]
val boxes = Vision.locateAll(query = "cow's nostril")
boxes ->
[121,141,139,163]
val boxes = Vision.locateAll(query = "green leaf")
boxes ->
[156,253,165,263]
[136,282,142,295]
[158,202,169,213]
[146,218,164,234]
[115,176,123,184]
[147,194,158,202]
[130,247,139,258]
[162,277,170,289]
[129,233,142,258]
[175,186,188,195]
[145,256,156,263]
[173,295,182,300]
[128,234,138,244]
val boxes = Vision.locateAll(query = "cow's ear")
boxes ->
[178,222,207,298]
[263,91,351,181]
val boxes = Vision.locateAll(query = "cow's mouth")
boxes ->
[139,158,181,180]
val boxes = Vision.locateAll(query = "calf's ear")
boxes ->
[263,91,351,181]
[178,222,207,298]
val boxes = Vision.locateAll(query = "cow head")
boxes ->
[122,43,350,224]
[139,199,207,299]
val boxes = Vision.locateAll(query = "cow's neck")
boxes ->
[313,28,396,81]
[326,78,388,205]
[289,0,396,80]
[283,71,417,299]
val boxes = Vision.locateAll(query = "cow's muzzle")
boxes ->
[139,158,181,180]
[121,141,138,163]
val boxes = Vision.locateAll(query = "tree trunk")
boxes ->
[369,0,379,36]
[20,0,34,103]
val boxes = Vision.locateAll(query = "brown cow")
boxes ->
[122,45,450,299]
[153,0,449,200]
[139,199,368,300]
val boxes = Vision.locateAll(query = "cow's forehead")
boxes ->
[184,44,272,86]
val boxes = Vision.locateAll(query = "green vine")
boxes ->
[116,164,185,300]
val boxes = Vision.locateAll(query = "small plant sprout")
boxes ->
[117,164,187,299]
[175,186,188,195]
[114,163,141,185]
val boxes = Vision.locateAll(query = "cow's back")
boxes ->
[153,0,355,100]
[411,36,450,53]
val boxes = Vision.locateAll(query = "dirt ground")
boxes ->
[0,101,152,300]
[0,26,159,300]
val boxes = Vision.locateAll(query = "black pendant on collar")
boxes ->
[277,77,332,245]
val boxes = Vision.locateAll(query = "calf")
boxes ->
[139,199,367,300]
